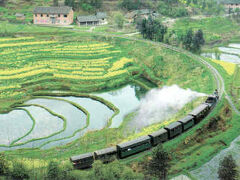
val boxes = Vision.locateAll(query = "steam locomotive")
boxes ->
[70,92,219,169]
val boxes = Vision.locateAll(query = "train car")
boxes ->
[188,103,210,124]
[70,152,94,169]
[94,147,117,163]
[164,122,183,139]
[148,128,168,146]
[117,136,152,159]
[178,115,195,131]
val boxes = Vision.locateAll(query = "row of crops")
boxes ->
[0,36,140,99]
[0,37,141,150]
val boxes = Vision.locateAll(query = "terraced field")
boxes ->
[0,36,143,150]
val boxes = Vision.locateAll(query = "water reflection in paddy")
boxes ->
[17,106,63,144]
[61,97,113,130]
[0,110,33,146]
[94,85,141,128]
[0,85,144,150]
[218,47,240,55]
[202,53,240,64]
[201,43,240,64]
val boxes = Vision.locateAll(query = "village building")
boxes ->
[223,0,240,10]
[126,9,157,23]
[76,12,107,26]
[15,13,25,20]
[33,6,74,25]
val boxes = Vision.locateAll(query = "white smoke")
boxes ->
[131,85,206,130]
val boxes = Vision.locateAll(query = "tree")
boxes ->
[148,144,170,180]
[53,0,58,6]
[191,29,205,53]
[65,0,75,9]
[138,17,167,42]
[218,155,238,180]
[182,28,193,50]
[114,12,125,29]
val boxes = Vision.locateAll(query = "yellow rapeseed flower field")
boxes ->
[0,37,34,42]
[0,41,56,48]
[212,59,236,75]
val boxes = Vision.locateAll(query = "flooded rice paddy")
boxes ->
[0,85,141,150]
[0,85,204,150]
[201,43,240,64]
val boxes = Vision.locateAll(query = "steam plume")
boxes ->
[131,85,206,130]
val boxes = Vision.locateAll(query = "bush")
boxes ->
[218,155,239,180]
[0,153,9,175]
[10,161,29,180]
[89,160,144,180]
[46,161,60,180]
[148,144,170,180]
[46,160,73,180]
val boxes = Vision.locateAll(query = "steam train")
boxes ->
[70,92,219,169]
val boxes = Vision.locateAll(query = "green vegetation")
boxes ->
[171,16,240,45]
[2,3,239,177]
[119,0,223,17]
[148,144,170,179]
[218,155,239,180]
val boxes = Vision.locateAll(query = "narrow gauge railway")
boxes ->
[70,92,219,169]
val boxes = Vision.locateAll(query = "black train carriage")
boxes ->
[178,115,195,131]
[189,103,210,124]
[70,152,94,169]
[164,121,183,139]
[148,128,168,146]
[94,147,117,163]
[117,136,152,159]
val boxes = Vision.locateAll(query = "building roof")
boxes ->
[222,0,240,4]
[164,121,182,130]
[117,136,150,149]
[96,12,107,19]
[15,13,25,17]
[33,6,72,14]
[76,15,99,22]
[70,152,93,162]
[94,147,117,156]
[189,103,209,116]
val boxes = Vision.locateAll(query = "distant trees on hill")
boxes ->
[138,16,205,53]
[64,0,103,11]
[119,0,224,17]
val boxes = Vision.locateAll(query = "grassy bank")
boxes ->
[171,16,240,47]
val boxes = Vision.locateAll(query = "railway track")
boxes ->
[91,32,239,115]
